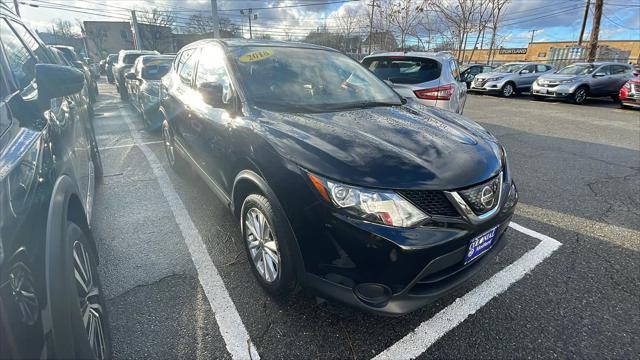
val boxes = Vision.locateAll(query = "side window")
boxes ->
[449,59,460,81]
[536,64,548,73]
[612,65,629,75]
[522,65,535,73]
[173,51,183,72]
[0,20,37,90]
[8,20,50,63]
[598,66,612,75]
[178,49,199,86]
[195,47,232,100]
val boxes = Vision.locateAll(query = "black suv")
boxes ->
[0,5,110,359]
[160,40,518,315]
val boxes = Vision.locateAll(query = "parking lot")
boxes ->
[90,80,639,359]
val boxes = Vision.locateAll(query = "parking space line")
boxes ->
[99,141,162,150]
[372,222,562,360]
[118,107,260,360]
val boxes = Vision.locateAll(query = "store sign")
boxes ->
[499,48,528,55]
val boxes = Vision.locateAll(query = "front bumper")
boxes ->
[469,79,505,93]
[531,82,576,98]
[284,169,518,315]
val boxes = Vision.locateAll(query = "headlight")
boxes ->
[558,78,576,84]
[306,172,428,227]
[487,77,504,82]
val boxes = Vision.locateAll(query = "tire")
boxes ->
[572,86,588,104]
[161,120,187,173]
[610,94,619,102]
[241,194,297,297]
[501,82,516,97]
[66,222,112,360]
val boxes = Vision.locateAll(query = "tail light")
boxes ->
[413,84,454,100]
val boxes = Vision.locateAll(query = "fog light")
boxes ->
[354,283,392,307]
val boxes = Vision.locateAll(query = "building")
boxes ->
[362,31,398,54]
[459,40,640,65]
[84,21,173,59]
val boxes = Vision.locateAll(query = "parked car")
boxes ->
[619,77,640,109]
[362,52,467,114]
[470,62,554,97]
[0,4,110,359]
[51,45,99,103]
[532,62,633,104]
[125,54,175,130]
[160,39,518,315]
[460,63,495,88]
[112,49,159,100]
[105,53,117,83]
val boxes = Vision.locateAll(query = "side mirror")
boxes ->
[520,69,530,74]
[199,82,225,107]
[125,72,137,80]
[36,64,84,107]
[593,72,606,78]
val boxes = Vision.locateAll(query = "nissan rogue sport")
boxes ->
[160,39,518,315]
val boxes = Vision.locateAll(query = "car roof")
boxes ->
[363,51,455,61]
[119,49,158,55]
[568,62,628,66]
[182,38,339,53]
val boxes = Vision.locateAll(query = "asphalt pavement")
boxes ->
[90,81,639,359]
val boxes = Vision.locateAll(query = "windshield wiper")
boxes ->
[324,101,402,111]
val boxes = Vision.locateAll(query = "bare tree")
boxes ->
[429,0,484,62]
[138,9,175,51]
[53,19,79,39]
[467,0,492,63]
[388,0,423,51]
[332,6,364,52]
[187,14,215,34]
[86,24,108,58]
[486,0,510,65]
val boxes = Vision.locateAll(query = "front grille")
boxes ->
[474,79,487,87]
[458,175,501,215]
[398,190,459,217]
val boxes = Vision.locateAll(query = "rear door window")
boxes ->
[535,64,548,73]
[7,20,50,63]
[612,65,630,75]
[178,49,199,86]
[363,56,442,84]
[0,19,38,90]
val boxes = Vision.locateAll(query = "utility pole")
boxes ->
[240,9,257,39]
[578,0,591,45]
[12,0,20,16]
[130,10,141,50]
[368,0,375,54]
[587,0,603,62]
[210,0,220,38]
[529,29,539,44]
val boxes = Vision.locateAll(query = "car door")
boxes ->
[132,59,144,112]
[590,65,611,95]
[610,65,632,94]
[171,48,202,164]
[517,64,537,89]
[449,59,467,113]
[190,45,235,190]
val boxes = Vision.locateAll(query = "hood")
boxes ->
[537,73,580,82]
[257,103,502,190]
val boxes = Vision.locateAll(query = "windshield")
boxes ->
[493,64,524,73]
[557,64,597,75]
[123,54,145,64]
[142,60,172,80]
[362,56,441,85]
[230,46,402,112]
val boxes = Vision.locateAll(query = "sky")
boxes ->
[8,0,640,48]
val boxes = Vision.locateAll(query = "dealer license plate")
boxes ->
[464,226,498,264]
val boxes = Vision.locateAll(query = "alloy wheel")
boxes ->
[244,208,280,283]
[503,84,514,97]
[73,240,106,360]
[575,88,587,104]
[9,263,39,325]
[162,123,175,166]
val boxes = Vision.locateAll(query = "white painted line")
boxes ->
[373,221,562,360]
[99,141,162,150]
[118,107,260,360]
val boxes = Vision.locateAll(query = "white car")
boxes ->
[362,52,467,114]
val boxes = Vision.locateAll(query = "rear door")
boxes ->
[517,64,537,89]
[610,65,632,93]
[172,48,201,164]
[591,65,612,95]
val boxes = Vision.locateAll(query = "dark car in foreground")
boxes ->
[160,39,517,315]
[0,4,110,358]
[112,49,158,100]
[125,54,174,130]
[532,62,633,104]
[51,45,99,103]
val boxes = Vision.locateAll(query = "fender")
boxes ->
[232,170,307,279]
[44,175,91,359]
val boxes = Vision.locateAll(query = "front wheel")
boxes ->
[572,86,588,105]
[502,83,516,97]
[241,194,297,297]
[161,120,186,173]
